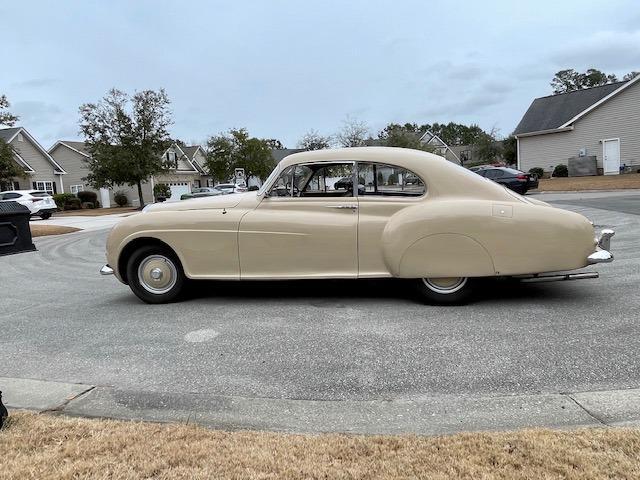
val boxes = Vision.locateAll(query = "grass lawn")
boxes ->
[537,173,640,192]
[55,207,138,217]
[2,412,640,479]
[30,225,82,237]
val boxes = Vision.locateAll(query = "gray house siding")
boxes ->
[49,144,92,193]
[518,80,640,173]
[9,134,63,191]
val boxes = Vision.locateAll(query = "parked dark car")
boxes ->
[475,167,539,194]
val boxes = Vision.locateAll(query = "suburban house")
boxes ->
[49,141,213,205]
[514,75,640,175]
[0,127,67,193]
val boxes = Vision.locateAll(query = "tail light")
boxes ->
[31,198,43,202]
[516,174,527,180]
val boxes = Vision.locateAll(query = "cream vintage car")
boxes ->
[101,147,614,304]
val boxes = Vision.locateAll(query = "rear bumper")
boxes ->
[588,229,614,264]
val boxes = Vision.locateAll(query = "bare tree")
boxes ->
[297,129,331,150]
[336,116,369,148]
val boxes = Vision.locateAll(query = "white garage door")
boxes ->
[167,182,190,202]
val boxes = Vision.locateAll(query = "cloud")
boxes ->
[550,30,640,71]
[11,78,59,89]
[13,101,62,127]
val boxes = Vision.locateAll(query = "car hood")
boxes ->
[143,192,252,212]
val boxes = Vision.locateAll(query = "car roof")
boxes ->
[274,147,518,201]
[1,190,49,195]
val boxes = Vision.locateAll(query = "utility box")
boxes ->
[568,155,597,177]
[0,201,36,256]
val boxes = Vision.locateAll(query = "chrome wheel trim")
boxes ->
[422,277,467,294]
[137,255,178,295]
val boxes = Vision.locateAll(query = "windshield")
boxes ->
[258,165,280,195]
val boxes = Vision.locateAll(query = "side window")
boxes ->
[268,165,295,197]
[3,192,21,199]
[298,163,354,197]
[358,163,425,197]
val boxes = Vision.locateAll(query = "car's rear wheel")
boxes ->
[416,277,474,305]
[40,212,52,220]
[126,245,185,304]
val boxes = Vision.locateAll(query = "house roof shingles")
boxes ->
[513,81,627,135]
[0,127,21,142]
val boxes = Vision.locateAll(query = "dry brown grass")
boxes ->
[55,207,138,217]
[30,225,82,237]
[538,173,640,191]
[1,412,640,479]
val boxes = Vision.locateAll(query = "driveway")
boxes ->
[1,192,639,434]
[29,212,134,232]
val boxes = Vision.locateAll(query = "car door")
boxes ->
[238,162,358,279]
[355,162,427,277]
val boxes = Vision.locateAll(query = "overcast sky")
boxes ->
[2,0,639,148]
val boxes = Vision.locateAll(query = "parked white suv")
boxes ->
[214,183,248,194]
[0,190,57,219]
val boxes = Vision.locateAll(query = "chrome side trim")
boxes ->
[100,264,114,275]
[520,272,599,283]
[324,204,358,210]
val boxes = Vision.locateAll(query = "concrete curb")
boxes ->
[3,377,640,435]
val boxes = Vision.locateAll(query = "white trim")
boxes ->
[49,140,91,159]
[602,137,621,176]
[10,128,68,174]
[12,150,35,172]
[559,75,640,128]
[161,143,199,173]
[57,175,65,193]
[516,136,521,171]
[515,126,574,138]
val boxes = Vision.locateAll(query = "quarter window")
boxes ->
[358,163,425,197]
[269,165,295,197]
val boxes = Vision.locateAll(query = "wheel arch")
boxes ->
[117,237,179,284]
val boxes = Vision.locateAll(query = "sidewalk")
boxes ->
[3,377,640,435]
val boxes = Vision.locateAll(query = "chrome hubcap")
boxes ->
[422,277,467,294]
[138,255,177,294]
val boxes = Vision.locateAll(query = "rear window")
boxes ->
[503,168,523,175]
[29,191,51,197]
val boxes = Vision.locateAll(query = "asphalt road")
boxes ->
[1,194,638,407]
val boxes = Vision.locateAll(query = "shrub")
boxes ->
[387,173,399,185]
[52,193,76,210]
[64,198,82,210]
[528,167,544,179]
[114,191,128,207]
[77,190,98,206]
[552,164,568,177]
[153,183,171,200]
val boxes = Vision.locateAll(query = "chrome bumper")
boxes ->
[588,229,615,264]
[100,264,114,275]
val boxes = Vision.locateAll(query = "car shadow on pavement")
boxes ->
[174,277,580,305]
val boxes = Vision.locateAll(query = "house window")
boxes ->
[193,180,201,188]
[17,133,24,142]
[71,184,84,195]
[35,181,54,195]
[207,178,214,187]
[167,151,178,169]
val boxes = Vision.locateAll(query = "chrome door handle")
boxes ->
[325,204,358,210]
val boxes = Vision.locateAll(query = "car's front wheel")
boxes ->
[415,277,474,305]
[40,212,52,220]
[126,245,185,304]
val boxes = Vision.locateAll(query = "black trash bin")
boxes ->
[0,201,36,256]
